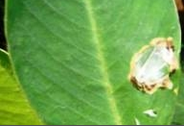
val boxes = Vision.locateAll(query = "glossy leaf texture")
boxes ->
[0,49,42,125]
[6,0,181,125]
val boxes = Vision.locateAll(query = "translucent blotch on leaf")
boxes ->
[128,37,178,94]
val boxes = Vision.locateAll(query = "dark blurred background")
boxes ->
[0,0,184,64]
[0,0,5,50]
[176,0,184,68]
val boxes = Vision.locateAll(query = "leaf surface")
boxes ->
[172,72,184,125]
[6,0,181,124]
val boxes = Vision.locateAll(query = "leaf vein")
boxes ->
[84,0,122,125]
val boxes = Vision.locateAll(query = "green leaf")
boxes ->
[172,72,184,125]
[0,49,42,125]
[5,0,181,125]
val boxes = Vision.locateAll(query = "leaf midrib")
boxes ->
[84,0,122,125]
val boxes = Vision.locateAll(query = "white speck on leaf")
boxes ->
[143,109,157,118]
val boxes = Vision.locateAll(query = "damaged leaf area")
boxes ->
[129,37,179,94]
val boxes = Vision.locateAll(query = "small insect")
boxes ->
[128,37,178,94]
